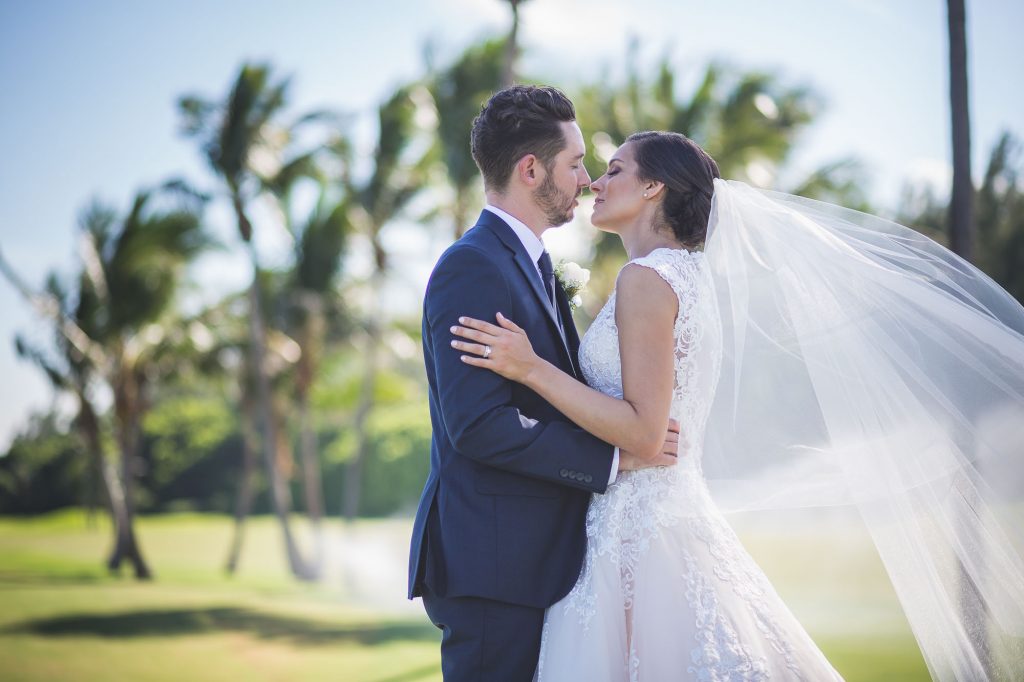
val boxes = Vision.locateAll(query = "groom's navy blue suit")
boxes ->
[409,209,615,681]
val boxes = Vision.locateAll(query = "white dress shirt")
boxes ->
[484,204,546,281]
[483,205,619,485]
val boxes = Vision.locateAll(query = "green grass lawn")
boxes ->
[0,510,931,681]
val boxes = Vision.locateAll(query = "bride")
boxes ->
[450,131,1024,681]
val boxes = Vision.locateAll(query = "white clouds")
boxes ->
[903,157,953,198]
[834,0,896,22]
[438,0,507,26]
[519,0,635,51]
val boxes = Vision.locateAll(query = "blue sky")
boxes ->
[1,0,1022,450]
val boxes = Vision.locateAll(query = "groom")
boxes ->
[408,85,678,681]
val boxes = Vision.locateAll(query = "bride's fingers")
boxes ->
[495,312,524,333]
[450,339,489,357]
[460,354,490,368]
[450,325,495,344]
[457,316,502,336]
[650,452,678,467]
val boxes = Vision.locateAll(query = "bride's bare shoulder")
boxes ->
[614,263,678,325]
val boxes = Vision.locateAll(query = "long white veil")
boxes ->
[700,179,1024,681]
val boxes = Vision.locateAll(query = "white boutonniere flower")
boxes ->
[554,260,591,310]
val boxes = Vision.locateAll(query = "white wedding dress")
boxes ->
[534,247,844,681]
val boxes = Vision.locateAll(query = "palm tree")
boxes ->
[947,0,973,261]
[167,289,255,575]
[429,39,506,239]
[898,132,1023,306]
[501,0,531,87]
[572,53,829,309]
[946,5,988,670]
[84,191,206,577]
[1,186,206,579]
[9,275,113,535]
[974,133,1024,302]
[253,178,353,566]
[338,85,431,520]
[178,63,325,580]
[575,52,819,185]
[286,197,351,548]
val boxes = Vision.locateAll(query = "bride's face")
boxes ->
[589,142,647,232]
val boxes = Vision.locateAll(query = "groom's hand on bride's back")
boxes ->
[618,419,681,471]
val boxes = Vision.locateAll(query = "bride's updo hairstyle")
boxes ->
[626,131,720,248]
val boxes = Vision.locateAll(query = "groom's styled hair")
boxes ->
[471,85,576,194]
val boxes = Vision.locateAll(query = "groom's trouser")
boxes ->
[421,583,545,682]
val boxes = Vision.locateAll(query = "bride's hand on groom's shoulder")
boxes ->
[451,313,540,384]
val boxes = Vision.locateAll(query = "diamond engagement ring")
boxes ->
[483,345,492,359]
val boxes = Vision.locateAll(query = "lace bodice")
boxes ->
[579,247,723,465]
[565,247,725,628]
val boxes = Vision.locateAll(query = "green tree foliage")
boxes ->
[142,393,237,503]
[1,185,207,578]
[428,38,506,238]
[0,414,85,515]
[179,62,329,580]
[572,48,867,312]
[574,49,817,181]
[326,401,432,517]
[335,84,432,520]
[899,132,1024,303]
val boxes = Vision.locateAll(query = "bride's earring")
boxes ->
[643,192,648,198]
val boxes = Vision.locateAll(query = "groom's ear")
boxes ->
[516,154,541,187]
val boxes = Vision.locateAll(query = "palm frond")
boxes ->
[789,158,870,210]
[429,38,505,190]
[261,150,324,201]
[14,333,70,390]
[294,198,352,293]
[177,96,218,137]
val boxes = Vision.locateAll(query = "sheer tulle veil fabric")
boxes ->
[700,179,1024,680]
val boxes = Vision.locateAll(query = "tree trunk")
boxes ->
[344,277,382,522]
[947,2,991,674]
[453,187,470,240]
[295,305,326,570]
[106,371,152,580]
[225,392,258,575]
[76,397,111,529]
[502,0,522,88]
[247,263,317,581]
[100,453,149,576]
[81,432,103,529]
[297,394,324,524]
[947,0,974,261]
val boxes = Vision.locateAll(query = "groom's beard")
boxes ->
[536,172,580,227]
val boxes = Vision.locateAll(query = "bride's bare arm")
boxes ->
[452,264,678,462]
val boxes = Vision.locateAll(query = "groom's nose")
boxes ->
[577,165,591,187]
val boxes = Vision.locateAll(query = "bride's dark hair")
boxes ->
[626,131,720,248]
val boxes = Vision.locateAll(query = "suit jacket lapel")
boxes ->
[554,286,583,379]
[476,211,576,375]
